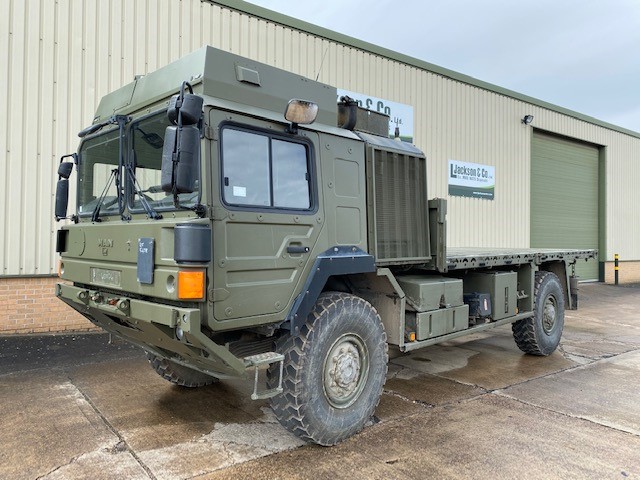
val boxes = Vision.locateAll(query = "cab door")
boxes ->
[209,110,325,328]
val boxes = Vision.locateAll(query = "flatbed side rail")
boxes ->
[446,248,597,271]
[534,249,598,265]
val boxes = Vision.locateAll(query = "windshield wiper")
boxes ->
[78,115,123,138]
[91,169,118,222]
[125,163,162,220]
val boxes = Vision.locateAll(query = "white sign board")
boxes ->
[448,160,495,200]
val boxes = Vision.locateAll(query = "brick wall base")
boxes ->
[0,277,98,334]
[602,261,640,284]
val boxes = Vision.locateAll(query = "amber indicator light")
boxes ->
[177,270,205,299]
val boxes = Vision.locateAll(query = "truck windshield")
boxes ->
[77,113,200,217]
[130,113,199,212]
[77,128,121,216]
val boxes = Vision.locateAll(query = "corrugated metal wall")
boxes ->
[2,0,639,276]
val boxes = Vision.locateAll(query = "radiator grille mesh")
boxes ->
[373,149,430,263]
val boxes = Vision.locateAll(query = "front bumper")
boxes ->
[55,283,246,378]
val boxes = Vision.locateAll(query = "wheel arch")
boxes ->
[286,246,376,334]
[285,247,406,346]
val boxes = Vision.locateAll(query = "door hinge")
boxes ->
[209,288,230,302]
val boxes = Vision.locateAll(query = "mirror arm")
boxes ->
[286,122,299,135]
[59,153,78,165]
[114,115,130,220]
[172,82,190,205]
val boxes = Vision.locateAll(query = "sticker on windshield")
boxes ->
[233,186,247,197]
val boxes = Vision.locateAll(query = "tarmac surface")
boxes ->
[1,283,639,479]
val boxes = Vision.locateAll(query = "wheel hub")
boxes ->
[323,334,369,408]
[333,345,360,387]
[542,296,557,333]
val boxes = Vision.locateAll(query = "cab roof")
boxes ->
[94,46,338,127]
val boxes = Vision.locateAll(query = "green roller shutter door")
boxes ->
[531,131,599,280]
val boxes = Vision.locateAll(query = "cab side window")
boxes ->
[221,127,311,210]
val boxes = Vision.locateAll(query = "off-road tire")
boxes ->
[267,292,388,446]
[512,271,565,356]
[146,353,218,387]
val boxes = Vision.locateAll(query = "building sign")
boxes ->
[448,160,495,200]
[337,89,414,142]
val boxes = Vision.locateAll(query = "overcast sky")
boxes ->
[248,0,640,132]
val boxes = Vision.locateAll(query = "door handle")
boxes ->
[287,245,310,254]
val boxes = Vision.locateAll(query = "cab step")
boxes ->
[243,352,284,400]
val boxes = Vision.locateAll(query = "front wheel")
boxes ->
[512,271,565,356]
[268,292,388,446]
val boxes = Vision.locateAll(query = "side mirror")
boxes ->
[55,158,75,221]
[55,179,70,220]
[167,93,203,126]
[161,125,200,193]
[161,81,203,195]
[58,162,73,179]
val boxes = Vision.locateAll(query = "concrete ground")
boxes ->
[1,283,639,480]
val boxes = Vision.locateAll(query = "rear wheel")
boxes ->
[268,292,388,446]
[512,271,565,356]
[146,353,218,387]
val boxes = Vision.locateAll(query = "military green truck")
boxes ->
[54,46,596,446]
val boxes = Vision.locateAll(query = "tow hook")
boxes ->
[117,299,130,314]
